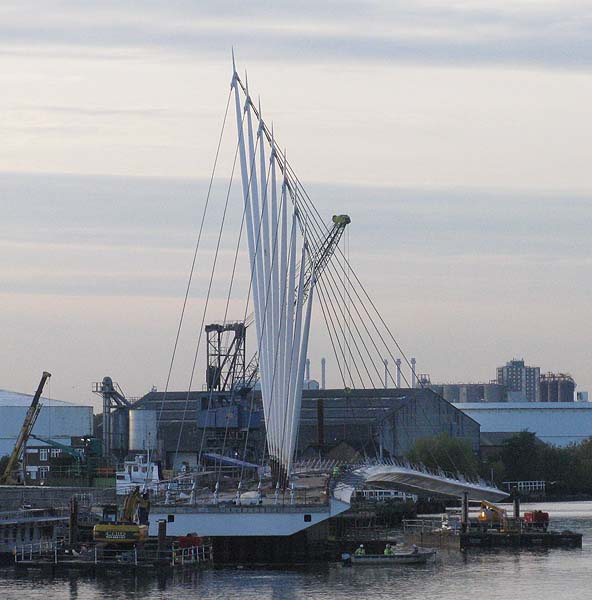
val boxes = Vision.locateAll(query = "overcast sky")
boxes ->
[1,1,591,408]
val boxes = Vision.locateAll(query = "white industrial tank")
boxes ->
[128,409,158,451]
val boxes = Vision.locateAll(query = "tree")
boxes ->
[499,431,543,482]
[408,433,479,477]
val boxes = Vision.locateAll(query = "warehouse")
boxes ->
[0,388,93,481]
[455,402,592,447]
[299,388,481,458]
[135,387,481,467]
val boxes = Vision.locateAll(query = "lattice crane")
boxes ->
[1,371,51,485]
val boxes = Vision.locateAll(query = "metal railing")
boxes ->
[503,480,546,493]
[402,517,459,535]
[171,543,212,566]
[0,507,70,523]
[14,540,60,563]
[14,539,213,568]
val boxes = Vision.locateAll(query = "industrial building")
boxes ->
[130,388,262,470]
[454,402,592,447]
[429,383,507,403]
[430,363,578,404]
[0,388,93,481]
[298,388,480,458]
[130,386,481,468]
[497,359,540,402]
[539,373,576,402]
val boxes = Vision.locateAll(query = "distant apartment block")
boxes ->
[496,359,540,402]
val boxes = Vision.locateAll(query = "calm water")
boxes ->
[2,501,591,600]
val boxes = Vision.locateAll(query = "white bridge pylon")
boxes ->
[232,63,320,484]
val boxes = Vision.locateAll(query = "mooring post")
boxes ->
[157,519,167,561]
[68,496,79,547]
[461,492,469,533]
[513,486,520,520]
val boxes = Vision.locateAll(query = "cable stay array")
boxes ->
[162,57,435,489]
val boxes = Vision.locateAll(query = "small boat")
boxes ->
[343,548,436,565]
[116,454,161,496]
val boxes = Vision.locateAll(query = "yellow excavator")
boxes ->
[477,500,509,530]
[93,487,150,544]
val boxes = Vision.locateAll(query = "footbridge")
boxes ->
[331,459,509,503]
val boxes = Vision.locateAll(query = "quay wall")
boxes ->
[0,485,115,510]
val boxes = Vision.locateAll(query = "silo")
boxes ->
[110,408,129,455]
[128,409,158,452]
[483,383,506,403]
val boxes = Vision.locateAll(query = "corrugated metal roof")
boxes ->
[0,389,72,407]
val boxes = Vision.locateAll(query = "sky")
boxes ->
[1,1,591,409]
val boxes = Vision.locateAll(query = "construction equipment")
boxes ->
[0,371,51,485]
[524,510,550,531]
[205,321,247,391]
[477,500,508,529]
[93,487,150,544]
[301,214,351,301]
[29,434,84,463]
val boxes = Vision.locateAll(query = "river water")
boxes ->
[1,501,591,600]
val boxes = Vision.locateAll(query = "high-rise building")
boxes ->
[496,359,540,402]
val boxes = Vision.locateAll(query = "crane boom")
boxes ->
[236,215,350,391]
[1,371,52,485]
[29,433,83,463]
[302,214,350,301]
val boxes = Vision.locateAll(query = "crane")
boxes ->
[235,215,350,391]
[0,371,52,485]
[28,434,84,463]
[301,214,350,301]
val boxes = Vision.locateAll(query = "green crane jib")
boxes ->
[301,214,351,301]
[0,371,52,485]
[28,434,84,463]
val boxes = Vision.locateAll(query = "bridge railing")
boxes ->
[330,458,499,492]
[403,517,459,535]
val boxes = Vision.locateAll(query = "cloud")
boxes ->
[2,1,592,69]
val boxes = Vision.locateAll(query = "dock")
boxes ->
[459,530,582,549]
[12,539,212,575]
[402,517,582,550]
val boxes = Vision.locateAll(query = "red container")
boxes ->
[524,511,549,524]
[178,534,203,548]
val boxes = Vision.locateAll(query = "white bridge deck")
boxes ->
[149,459,507,537]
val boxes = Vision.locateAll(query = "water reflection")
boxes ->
[1,502,591,600]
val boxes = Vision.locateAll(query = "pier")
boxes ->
[402,516,583,550]
[13,538,212,575]
[0,507,69,563]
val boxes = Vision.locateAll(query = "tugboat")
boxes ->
[116,454,161,496]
